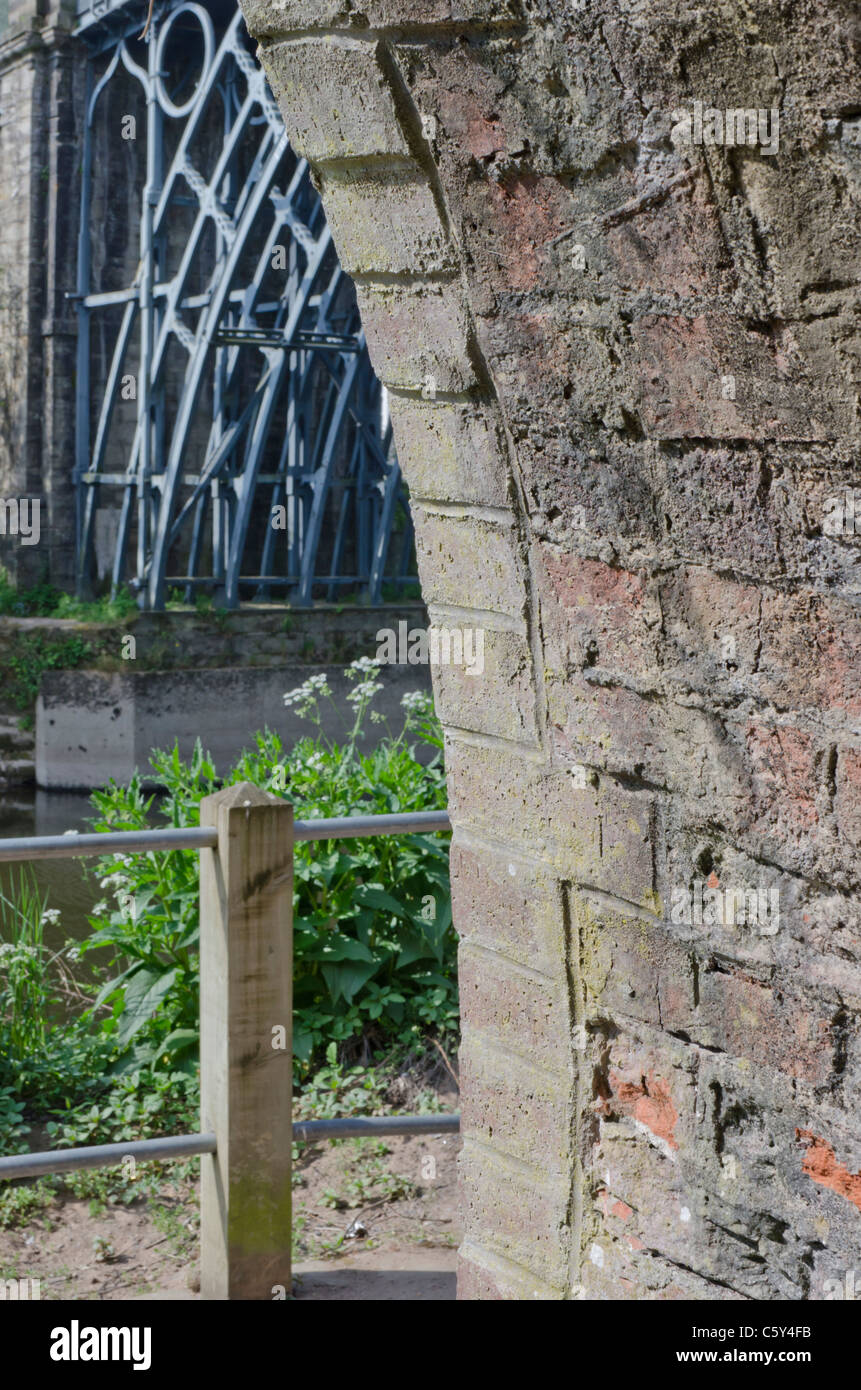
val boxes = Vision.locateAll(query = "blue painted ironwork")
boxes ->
[72,0,417,609]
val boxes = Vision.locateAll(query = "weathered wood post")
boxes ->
[199,782,293,1299]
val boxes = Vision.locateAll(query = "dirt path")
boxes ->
[0,1116,461,1300]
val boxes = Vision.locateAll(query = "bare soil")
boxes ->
[0,1081,461,1301]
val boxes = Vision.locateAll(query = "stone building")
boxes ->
[241,0,861,1299]
[4,0,861,1299]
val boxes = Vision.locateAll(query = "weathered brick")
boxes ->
[595,1127,817,1299]
[445,736,659,909]
[354,280,476,393]
[458,944,569,1074]
[264,39,409,162]
[318,165,455,277]
[759,592,861,723]
[548,677,724,801]
[428,623,538,745]
[449,838,566,977]
[659,567,762,688]
[386,396,510,507]
[580,1235,748,1302]
[243,0,861,1302]
[577,893,696,1033]
[694,965,835,1086]
[459,1140,569,1289]
[536,548,661,683]
[739,718,824,868]
[627,312,838,441]
[457,1244,562,1301]
[835,746,861,851]
[411,509,524,618]
[459,1034,571,1173]
[245,0,528,35]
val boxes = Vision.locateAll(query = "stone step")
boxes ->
[0,721,34,752]
[0,758,35,787]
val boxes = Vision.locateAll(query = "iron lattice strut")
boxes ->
[73,0,418,608]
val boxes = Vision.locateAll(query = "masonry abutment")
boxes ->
[241,0,861,1300]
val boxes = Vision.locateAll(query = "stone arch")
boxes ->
[242,0,861,1302]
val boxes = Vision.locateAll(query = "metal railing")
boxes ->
[0,795,456,1297]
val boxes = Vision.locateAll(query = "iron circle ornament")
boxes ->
[154,3,215,118]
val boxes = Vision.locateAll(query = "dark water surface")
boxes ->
[0,788,105,952]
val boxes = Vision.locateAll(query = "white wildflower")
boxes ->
[347,656,383,680]
[346,679,383,706]
[401,690,430,713]
[98,872,128,892]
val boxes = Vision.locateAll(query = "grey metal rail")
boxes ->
[0,1118,461,1182]
[294,1114,460,1142]
[294,810,450,842]
[0,827,217,862]
[0,807,454,1194]
[0,810,450,862]
[0,1133,217,1182]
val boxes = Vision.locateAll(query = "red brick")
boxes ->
[628,313,834,441]
[696,967,834,1085]
[537,550,660,682]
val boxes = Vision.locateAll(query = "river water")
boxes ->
[0,788,106,953]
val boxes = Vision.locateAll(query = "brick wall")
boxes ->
[248,0,858,1299]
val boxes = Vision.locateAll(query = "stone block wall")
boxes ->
[241,0,861,1299]
[0,0,81,589]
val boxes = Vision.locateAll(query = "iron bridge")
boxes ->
[72,0,417,608]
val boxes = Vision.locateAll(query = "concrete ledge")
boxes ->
[36,664,432,789]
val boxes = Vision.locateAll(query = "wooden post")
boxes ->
[199,782,293,1299]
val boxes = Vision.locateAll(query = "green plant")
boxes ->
[0,1177,57,1230]
[293,1043,390,1122]
[46,1069,200,1150]
[52,589,138,623]
[0,1087,29,1155]
[5,632,93,711]
[150,1193,198,1257]
[344,1156,416,1206]
[0,568,137,622]
[81,663,455,1081]
[0,866,52,1057]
